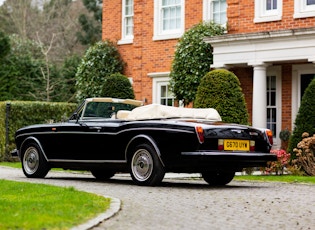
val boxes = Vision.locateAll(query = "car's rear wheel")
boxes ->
[90,169,115,180]
[21,142,50,178]
[202,171,235,186]
[129,143,165,186]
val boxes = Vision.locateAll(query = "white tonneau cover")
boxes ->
[118,104,222,121]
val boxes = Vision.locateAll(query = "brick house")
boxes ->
[102,0,315,147]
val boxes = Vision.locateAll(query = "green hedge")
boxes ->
[0,101,77,161]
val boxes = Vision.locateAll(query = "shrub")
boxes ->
[0,101,77,161]
[75,40,124,102]
[288,77,315,157]
[291,132,315,176]
[58,55,82,102]
[264,149,290,175]
[0,34,46,101]
[0,30,10,59]
[279,128,291,150]
[169,22,225,105]
[194,69,249,125]
[102,73,135,99]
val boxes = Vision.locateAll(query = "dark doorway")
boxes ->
[300,74,315,100]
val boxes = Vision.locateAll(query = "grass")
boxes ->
[234,174,315,184]
[0,161,21,168]
[0,162,84,173]
[0,179,111,229]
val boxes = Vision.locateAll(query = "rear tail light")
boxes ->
[250,140,255,151]
[265,129,273,145]
[195,126,204,144]
[218,139,224,150]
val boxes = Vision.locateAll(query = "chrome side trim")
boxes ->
[15,127,194,139]
[48,159,127,163]
[20,137,49,162]
[125,134,165,167]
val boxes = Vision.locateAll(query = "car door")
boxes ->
[45,120,124,161]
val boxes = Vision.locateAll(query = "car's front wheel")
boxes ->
[202,171,235,186]
[21,142,50,178]
[129,143,165,186]
[90,169,115,180]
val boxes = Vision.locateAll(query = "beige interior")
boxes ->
[117,104,222,121]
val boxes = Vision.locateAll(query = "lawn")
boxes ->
[0,179,111,229]
[234,174,315,184]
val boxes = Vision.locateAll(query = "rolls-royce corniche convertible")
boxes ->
[13,98,276,186]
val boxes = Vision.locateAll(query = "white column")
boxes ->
[252,64,268,128]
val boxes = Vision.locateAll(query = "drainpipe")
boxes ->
[5,102,11,161]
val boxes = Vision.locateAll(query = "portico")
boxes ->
[205,27,315,146]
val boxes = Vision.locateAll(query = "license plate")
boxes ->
[224,140,250,151]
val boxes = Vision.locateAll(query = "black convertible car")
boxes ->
[14,98,276,186]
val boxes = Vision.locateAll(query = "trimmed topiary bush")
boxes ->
[169,21,225,106]
[288,77,315,158]
[75,40,124,102]
[194,69,249,125]
[103,73,135,99]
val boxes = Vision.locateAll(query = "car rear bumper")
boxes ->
[180,151,277,170]
[182,151,276,158]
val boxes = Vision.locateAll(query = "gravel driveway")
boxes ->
[1,166,315,230]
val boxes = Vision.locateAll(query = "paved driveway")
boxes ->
[1,166,315,230]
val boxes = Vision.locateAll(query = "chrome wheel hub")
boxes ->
[23,147,39,174]
[132,149,153,181]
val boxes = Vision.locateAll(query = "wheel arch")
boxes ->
[20,137,48,162]
[125,134,165,167]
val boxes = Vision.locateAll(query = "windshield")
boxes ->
[82,101,138,119]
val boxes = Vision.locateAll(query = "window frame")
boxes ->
[294,0,315,18]
[203,0,227,27]
[148,72,175,106]
[118,0,134,45]
[159,82,175,106]
[254,0,282,23]
[153,0,185,41]
[266,66,282,147]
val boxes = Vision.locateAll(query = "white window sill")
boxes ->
[153,32,183,41]
[118,38,133,45]
[254,15,282,23]
[294,11,315,19]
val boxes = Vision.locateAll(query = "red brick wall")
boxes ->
[282,64,292,131]
[103,0,204,103]
[227,0,315,34]
[230,67,253,124]
[102,0,312,119]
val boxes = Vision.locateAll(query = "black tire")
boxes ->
[202,171,235,186]
[21,142,50,178]
[129,143,165,186]
[91,169,115,180]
